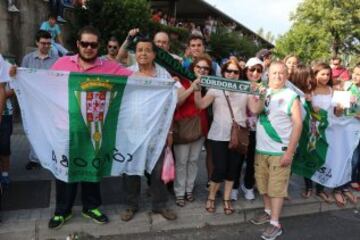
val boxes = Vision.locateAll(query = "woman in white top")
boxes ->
[192,60,264,215]
[302,63,334,204]
[232,57,264,201]
[311,63,358,206]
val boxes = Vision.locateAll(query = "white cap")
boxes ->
[245,57,263,68]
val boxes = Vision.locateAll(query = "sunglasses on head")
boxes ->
[225,69,240,75]
[79,41,99,49]
[248,67,262,73]
[195,65,210,71]
[108,45,118,49]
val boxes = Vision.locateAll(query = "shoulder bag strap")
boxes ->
[223,90,236,122]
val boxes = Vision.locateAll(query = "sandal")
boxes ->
[302,188,313,199]
[333,190,346,207]
[316,191,334,204]
[205,198,216,213]
[351,182,360,192]
[223,199,235,215]
[175,196,185,207]
[185,192,195,202]
[342,189,358,204]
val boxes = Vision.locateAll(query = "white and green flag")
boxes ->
[292,101,360,187]
[11,68,177,182]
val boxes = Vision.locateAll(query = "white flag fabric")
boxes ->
[293,101,360,187]
[11,68,177,182]
[0,54,12,83]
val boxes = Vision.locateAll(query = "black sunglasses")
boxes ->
[225,69,240,75]
[248,67,262,73]
[108,45,118,49]
[79,41,99,49]
[195,65,210,71]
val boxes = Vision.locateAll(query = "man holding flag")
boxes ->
[48,26,132,229]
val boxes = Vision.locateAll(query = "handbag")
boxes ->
[173,115,202,144]
[161,146,175,184]
[223,91,249,155]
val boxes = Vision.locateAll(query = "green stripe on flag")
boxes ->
[68,73,128,182]
[292,101,329,178]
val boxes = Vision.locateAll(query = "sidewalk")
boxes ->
[1,124,359,240]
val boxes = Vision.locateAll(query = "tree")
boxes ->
[70,0,189,56]
[208,27,262,62]
[275,23,332,64]
[276,0,360,61]
[71,0,151,52]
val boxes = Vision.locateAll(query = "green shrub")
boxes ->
[71,0,151,54]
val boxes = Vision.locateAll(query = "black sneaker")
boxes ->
[48,213,72,229]
[82,208,109,224]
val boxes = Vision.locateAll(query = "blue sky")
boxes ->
[204,0,302,37]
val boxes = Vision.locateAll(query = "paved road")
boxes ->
[69,209,360,240]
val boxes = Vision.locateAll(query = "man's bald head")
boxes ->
[153,32,170,51]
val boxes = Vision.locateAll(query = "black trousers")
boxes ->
[123,150,168,211]
[234,131,256,189]
[55,179,101,216]
[209,140,242,183]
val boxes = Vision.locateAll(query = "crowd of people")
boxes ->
[6,0,87,16]
[0,9,359,240]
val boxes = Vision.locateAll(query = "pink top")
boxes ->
[51,54,133,76]
[332,67,350,81]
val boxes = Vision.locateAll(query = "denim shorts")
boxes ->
[0,115,13,156]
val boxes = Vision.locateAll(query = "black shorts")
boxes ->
[0,115,13,156]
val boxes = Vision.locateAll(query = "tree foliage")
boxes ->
[208,27,262,61]
[275,0,360,63]
[275,23,332,64]
[70,0,189,55]
[71,0,151,52]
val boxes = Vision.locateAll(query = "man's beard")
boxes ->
[109,52,117,58]
[79,52,98,63]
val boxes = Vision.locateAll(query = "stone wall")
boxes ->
[0,0,49,64]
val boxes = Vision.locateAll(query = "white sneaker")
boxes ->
[8,5,20,12]
[241,184,255,200]
[231,189,238,201]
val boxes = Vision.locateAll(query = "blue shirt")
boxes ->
[21,50,59,69]
[40,21,61,41]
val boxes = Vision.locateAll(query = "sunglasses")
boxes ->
[248,67,262,73]
[225,69,240,75]
[108,45,118,50]
[195,65,210,71]
[39,41,52,46]
[79,41,99,49]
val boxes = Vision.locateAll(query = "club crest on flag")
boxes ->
[75,77,118,152]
